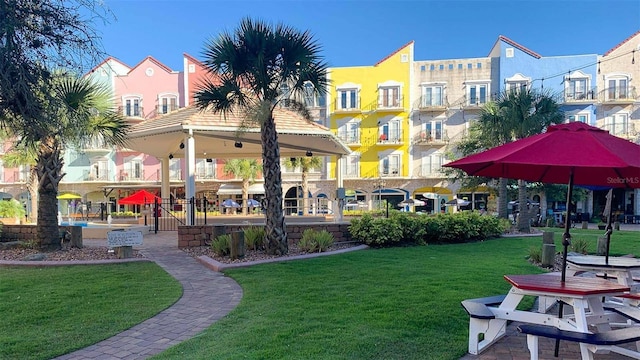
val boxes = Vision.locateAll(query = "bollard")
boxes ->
[230,231,245,260]
[542,231,555,245]
[581,221,588,229]
[614,222,620,231]
[541,244,556,267]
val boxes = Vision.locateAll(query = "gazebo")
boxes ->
[125,106,351,224]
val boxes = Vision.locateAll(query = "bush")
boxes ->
[243,226,265,251]
[211,234,231,256]
[298,229,335,253]
[0,199,25,219]
[570,237,590,255]
[349,211,507,247]
[528,246,542,263]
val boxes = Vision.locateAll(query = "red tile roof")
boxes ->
[604,30,640,56]
[496,35,542,59]
[374,41,414,66]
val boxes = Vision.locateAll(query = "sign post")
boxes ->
[107,230,143,259]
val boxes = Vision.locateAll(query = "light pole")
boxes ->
[374,176,386,212]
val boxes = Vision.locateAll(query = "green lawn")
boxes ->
[0,262,182,360]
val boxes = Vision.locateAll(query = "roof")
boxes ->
[128,56,176,74]
[126,105,351,158]
[374,41,414,66]
[84,56,131,76]
[604,30,640,56]
[490,35,542,59]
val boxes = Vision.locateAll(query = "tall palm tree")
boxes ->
[223,159,262,215]
[283,156,322,216]
[495,88,564,232]
[195,18,328,255]
[12,72,129,249]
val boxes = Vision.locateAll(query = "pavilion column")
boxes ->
[161,157,170,200]
[184,130,196,225]
[335,155,344,222]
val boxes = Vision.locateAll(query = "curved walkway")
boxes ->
[54,232,243,360]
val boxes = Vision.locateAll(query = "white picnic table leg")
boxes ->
[573,298,596,360]
[526,334,539,360]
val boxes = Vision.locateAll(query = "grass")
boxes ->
[541,227,640,256]
[0,262,182,360]
[153,236,548,360]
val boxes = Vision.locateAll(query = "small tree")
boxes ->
[223,159,262,215]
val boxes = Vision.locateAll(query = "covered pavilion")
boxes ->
[125,105,351,224]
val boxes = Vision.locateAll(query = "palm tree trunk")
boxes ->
[261,116,288,255]
[36,141,63,250]
[27,167,38,223]
[301,171,309,216]
[517,179,531,233]
[498,178,508,219]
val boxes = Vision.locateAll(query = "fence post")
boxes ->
[203,196,208,225]
[190,196,195,225]
[154,198,159,234]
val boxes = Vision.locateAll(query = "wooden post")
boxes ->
[597,237,607,256]
[614,221,620,231]
[541,244,556,267]
[230,231,245,260]
[542,231,554,245]
[116,246,133,259]
[581,221,588,229]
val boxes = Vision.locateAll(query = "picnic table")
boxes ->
[464,273,636,359]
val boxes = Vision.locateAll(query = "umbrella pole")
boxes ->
[604,189,614,265]
[555,171,574,357]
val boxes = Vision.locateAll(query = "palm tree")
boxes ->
[283,156,322,216]
[495,88,564,232]
[11,72,129,249]
[195,18,328,255]
[223,159,262,215]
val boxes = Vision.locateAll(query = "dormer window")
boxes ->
[505,73,531,93]
[564,71,592,101]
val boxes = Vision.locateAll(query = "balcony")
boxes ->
[376,133,403,145]
[415,95,448,112]
[337,133,361,146]
[118,106,145,118]
[380,167,400,178]
[413,165,445,179]
[156,104,179,116]
[412,131,448,147]
[564,88,597,104]
[333,97,361,113]
[598,86,637,104]
[83,171,111,182]
[374,96,405,112]
[80,140,112,156]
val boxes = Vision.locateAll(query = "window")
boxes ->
[379,119,401,142]
[125,160,143,180]
[467,83,488,105]
[424,120,443,141]
[337,120,360,143]
[458,64,463,70]
[123,97,142,117]
[505,74,531,93]
[604,113,628,136]
[158,95,178,114]
[430,64,435,71]
[338,88,358,110]
[380,154,400,176]
[439,64,444,70]
[567,114,588,123]
[420,65,426,72]
[379,86,400,108]
[196,159,216,179]
[169,158,181,180]
[564,72,592,101]
[421,152,444,176]
[448,64,453,70]
[467,63,472,69]
[90,161,108,181]
[303,83,326,107]
[279,84,291,107]
[607,77,629,100]
[342,153,360,178]
[421,85,444,106]
[477,63,482,69]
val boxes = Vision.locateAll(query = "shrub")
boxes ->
[243,226,265,251]
[314,230,334,252]
[528,246,542,263]
[0,199,26,219]
[570,237,590,255]
[211,234,231,256]
[298,229,335,253]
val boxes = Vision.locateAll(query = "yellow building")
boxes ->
[327,42,414,210]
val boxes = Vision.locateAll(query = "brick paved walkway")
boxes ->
[54,232,243,360]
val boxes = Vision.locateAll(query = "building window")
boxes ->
[379,119,401,142]
[604,113,628,136]
[338,88,358,110]
[337,120,360,143]
[448,64,453,70]
[467,63,472,69]
[505,74,531,93]
[196,159,216,179]
[125,160,143,180]
[568,114,588,123]
[169,158,181,180]
[123,97,142,117]
[379,86,400,108]
[90,161,108,181]
[477,63,482,69]
[342,153,360,178]
[424,120,443,141]
[421,152,444,176]
[606,77,629,100]
[421,85,444,107]
[430,64,435,71]
[380,154,400,176]
[467,83,488,105]
[458,64,463,70]
[303,83,326,108]
[279,84,291,107]
[158,95,178,114]
[439,64,444,70]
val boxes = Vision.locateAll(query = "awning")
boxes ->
[217,183,265,195]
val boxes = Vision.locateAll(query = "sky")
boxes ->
[93,0,640,71]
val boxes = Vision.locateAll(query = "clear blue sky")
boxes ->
[95,0,640,71]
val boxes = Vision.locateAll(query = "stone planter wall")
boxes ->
[178,222,353,248]
[0,224,83,247]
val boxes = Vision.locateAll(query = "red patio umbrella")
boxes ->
[118,190,161,205]
[444,122,640,280]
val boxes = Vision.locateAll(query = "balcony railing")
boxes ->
[415,95,448,111]
[377,133,403,145]
[598,86,637,103]
[375,96,405,111]
[333,97,361,112]
[83,171,111,182]
[412,131,448,146]
[564,88,597,103]
[337,133,361,145]
[380,167,400,177]
[156,104,179,116]
[118,106,145,118]
[413,165,445,178]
